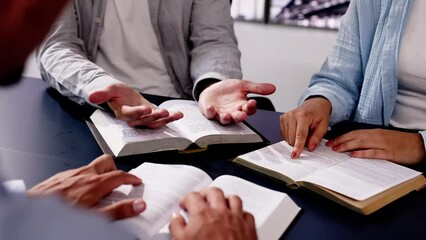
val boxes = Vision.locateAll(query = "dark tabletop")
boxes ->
[0,77,425,239]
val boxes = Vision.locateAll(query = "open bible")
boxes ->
[233,140,426,215]
[100,163,301,240]
[89,100,263,157]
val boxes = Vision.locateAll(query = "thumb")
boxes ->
[99,199,146,220]
[169,213,186,240]
[88,88,115,105]
[242,81,276,95]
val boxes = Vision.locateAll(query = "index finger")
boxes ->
[96,171,142,198]
[292,118,310,158]
[144,111,184,129]
[89,154,117,174]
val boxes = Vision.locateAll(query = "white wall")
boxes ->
[234,21,337,112]
[23,21,338,113]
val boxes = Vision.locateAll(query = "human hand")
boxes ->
[280,97,332,159]
[198,79,276,124]
[27,154,146,220]
[89,83,183,128]
[169,187,257,240]
[326,129,426,165]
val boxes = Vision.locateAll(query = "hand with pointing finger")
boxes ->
[280,97,332,159]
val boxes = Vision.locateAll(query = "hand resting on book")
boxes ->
[169,187,257,240]
[280,97,426,165]
[27,154,146,220]
[88,82,184,129]
[326,129,425,165]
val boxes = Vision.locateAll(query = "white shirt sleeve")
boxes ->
[0,193,135,240]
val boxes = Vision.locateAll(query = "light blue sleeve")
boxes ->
[299,0,365,125]
[0,194,135,240]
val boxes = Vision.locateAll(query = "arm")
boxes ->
[300,0,367,125]
[37,2,119,105]
[189,0,242,88]
[38,3,182,128]
[190,0,276,124]
[281,0,369,157]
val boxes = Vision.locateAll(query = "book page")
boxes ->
[210,175,301,240]
[301,157,422,201]
[236,140,348,181]
[159,100,261,145]
[101,163,213,239]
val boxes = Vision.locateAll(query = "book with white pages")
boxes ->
[233,140,426,215]
[88,99,264,157]
[100,163,301,240]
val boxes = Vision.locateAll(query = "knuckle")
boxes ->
[295,110,309,118]
[185,191,201,201]
[295,132,307,139]
[229,194,242,202]
[229,195,243,207]
[208,187,224,196]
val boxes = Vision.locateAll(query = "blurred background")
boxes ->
[23,0,350,113]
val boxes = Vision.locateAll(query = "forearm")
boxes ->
[39,43,117,105]
[37,2,116,106]
[299,0,364,125]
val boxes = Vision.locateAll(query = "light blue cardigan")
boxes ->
[300,0,426,147]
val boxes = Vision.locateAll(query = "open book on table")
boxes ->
[101,163,301,240]
[233,140,426,215]
[89,100,263,157]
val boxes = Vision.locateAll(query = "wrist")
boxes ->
[305,95,332,115]
[193,78,221,101]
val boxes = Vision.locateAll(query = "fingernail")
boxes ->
[326,140,333,146]
[291,151,297,159]
[132,200,146,212]
[332,146,338,151]
[309,144,316,151]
